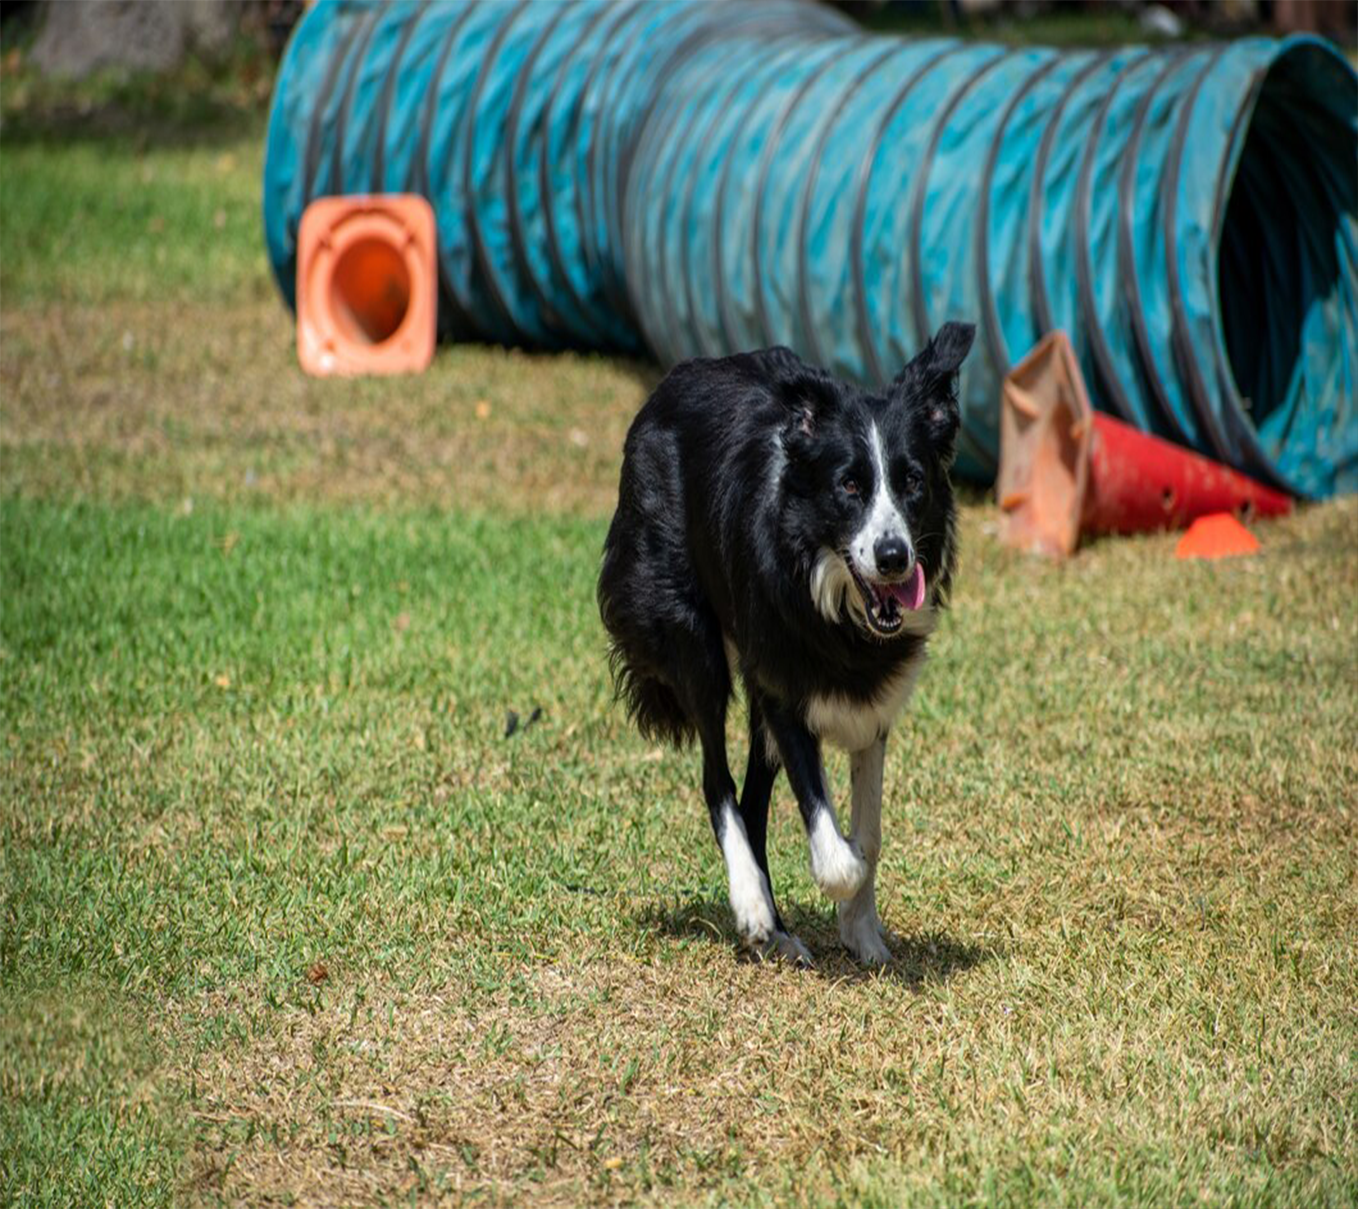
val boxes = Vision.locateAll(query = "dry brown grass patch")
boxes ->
[2,300,653,517]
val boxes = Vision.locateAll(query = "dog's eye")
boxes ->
[841,477,859,497]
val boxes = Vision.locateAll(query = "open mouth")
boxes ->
[846,559,927,635]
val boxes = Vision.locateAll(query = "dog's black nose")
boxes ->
[874,534,912,577]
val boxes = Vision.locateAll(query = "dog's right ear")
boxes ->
[773,366,840,444]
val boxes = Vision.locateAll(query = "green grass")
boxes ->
[3,50,1358,1209]
[0,14,269,308]
[2,492,1355,1207]
[1,982,183,1207]
[0,132,266,306]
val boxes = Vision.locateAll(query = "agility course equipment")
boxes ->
[263,0,1358,497]
[296,194,437,376]
[997,332,1291,558]
[1175,512,1263,559]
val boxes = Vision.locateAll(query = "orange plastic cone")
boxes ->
[997,331,1291,558]
[1175,512,1261,559]
[296,194,437,377]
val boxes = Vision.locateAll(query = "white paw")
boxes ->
[809,815,868,902]
[839,912,891,966]
[730,883,777,946]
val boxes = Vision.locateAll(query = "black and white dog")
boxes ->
[598,324,974,964]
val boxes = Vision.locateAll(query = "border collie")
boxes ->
[598,324,974,965]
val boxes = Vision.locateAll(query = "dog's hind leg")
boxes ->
[736,697,779,896]
[838,737,892,965]
[732,697,811,965]
[701,718,806,966]
[763,705,869,905]
[679,645,805,966]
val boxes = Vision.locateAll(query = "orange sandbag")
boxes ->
[296,195,437,377]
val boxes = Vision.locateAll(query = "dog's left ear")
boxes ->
[891,320,975,455]
[921,321,976,378]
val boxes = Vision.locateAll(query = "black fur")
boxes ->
[598,325,973,956]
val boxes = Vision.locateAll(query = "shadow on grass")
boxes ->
[0,89,266,149]
[0,36,273,150]
[637,896,993,989]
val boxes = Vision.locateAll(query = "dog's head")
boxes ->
[775,322,974,639]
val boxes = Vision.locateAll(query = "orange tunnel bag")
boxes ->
[997,332,1292,558]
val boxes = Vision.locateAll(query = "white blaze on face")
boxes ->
[849,423,911,579]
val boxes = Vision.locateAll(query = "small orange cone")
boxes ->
[1175,512,1261,559]
[296,194,437,377]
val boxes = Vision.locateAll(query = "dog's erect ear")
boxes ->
[891,321,975,456]
[923,321,975,376]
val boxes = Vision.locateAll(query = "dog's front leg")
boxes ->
[765,708,868,903]
[838,737,892,965]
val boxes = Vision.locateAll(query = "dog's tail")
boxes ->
[604,644,695,748]
[598,557,695,746]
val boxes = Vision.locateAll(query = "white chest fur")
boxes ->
[804,651,926,753]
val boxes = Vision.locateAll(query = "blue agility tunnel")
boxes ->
[264,0,1358,497]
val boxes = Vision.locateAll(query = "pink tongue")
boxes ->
[887,564,926,611]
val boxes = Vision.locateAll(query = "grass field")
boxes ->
[3,59,1357,1209]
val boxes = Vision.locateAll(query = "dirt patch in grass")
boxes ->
[172,912,1355,1209]
[1,300,654,517]
[180,959,847,1207]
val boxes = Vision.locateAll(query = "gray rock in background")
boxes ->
[29,0,239,79]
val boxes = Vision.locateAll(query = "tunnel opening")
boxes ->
[1216,42,1357,437]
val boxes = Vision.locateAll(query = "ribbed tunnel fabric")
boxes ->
[265,0,1358,496]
